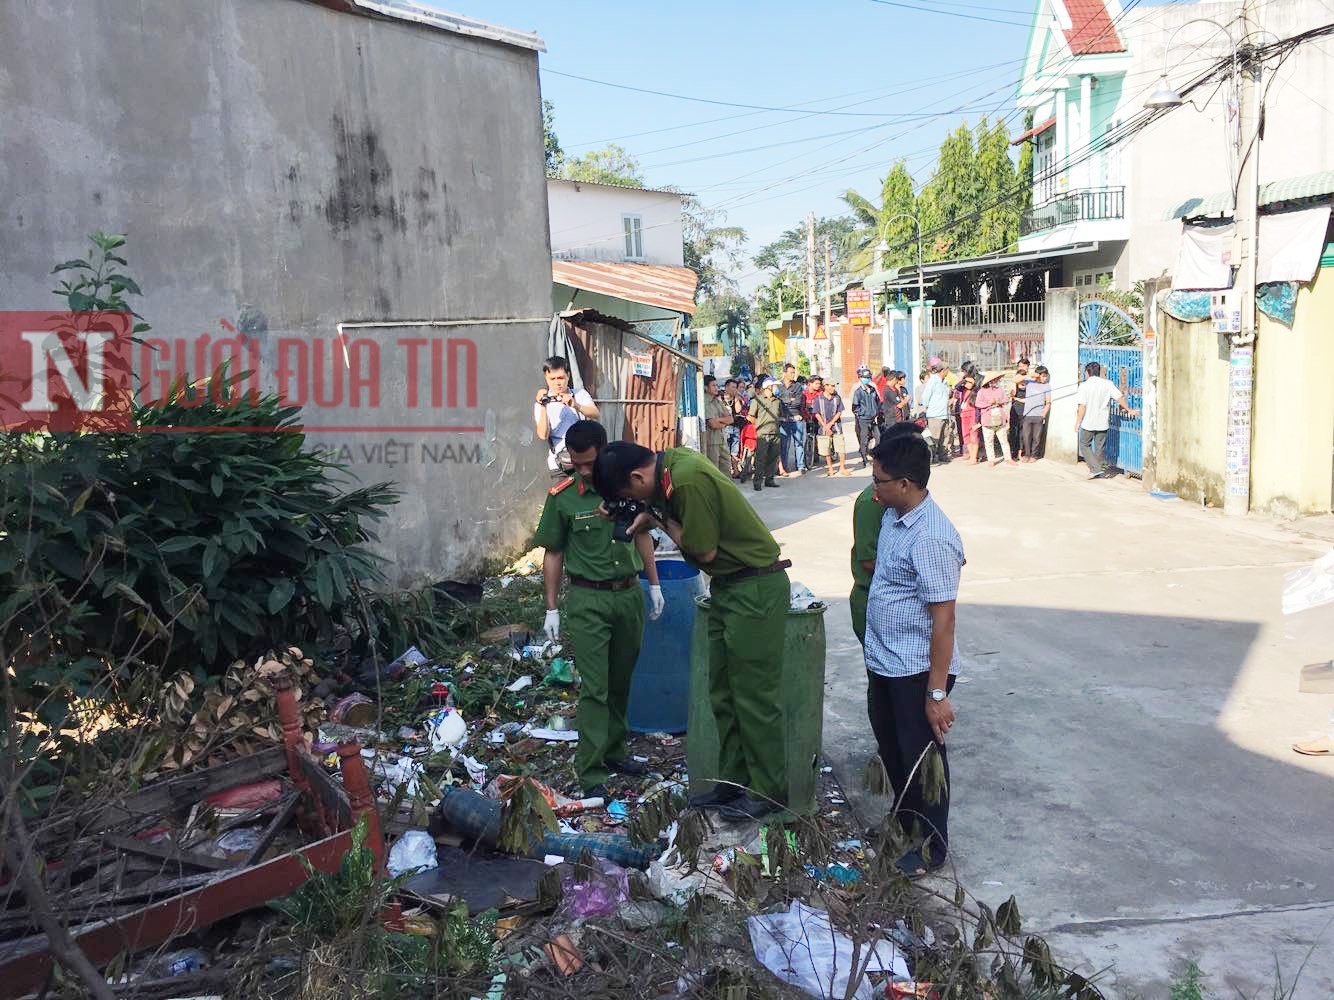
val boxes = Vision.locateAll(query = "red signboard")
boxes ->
[846,289,872,327]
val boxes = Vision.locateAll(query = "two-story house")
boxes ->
[547,177,696,330]
[1015,0,1133,287]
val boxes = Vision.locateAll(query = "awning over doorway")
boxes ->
[861,241,1100,291]
[552,259,698,316]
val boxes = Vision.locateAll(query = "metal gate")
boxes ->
[1078,299,1143,475]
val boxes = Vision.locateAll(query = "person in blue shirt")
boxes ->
[919,359,953,465]
[864,423,965,878]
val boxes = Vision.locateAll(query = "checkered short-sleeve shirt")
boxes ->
[864,493,964,678]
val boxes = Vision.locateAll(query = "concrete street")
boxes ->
[744,447,1334,999]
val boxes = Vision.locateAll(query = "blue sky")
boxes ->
[441,1,1044,287]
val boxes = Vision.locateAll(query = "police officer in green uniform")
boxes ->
[592,441,791,821]
[850,483,884,646]
[533,421,664,797]
[748,376,783,491]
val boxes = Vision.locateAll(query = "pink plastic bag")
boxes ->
[557,857,629,920]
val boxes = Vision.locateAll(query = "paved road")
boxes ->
[743,452,1334,999]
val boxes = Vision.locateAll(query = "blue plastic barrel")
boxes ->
[627,558,701,734]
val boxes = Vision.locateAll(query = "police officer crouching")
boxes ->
[533,421,664,798]
[591,441,791,822]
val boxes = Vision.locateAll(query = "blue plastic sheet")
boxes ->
[1162,291,1212,323]
[1257,281,1298,327]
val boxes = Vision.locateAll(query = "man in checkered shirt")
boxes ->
[864,423,964,878]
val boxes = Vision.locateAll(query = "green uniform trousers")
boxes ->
[567,584,644,786]
[850,584,869,646]
[706,570,789,803]
[753,434,780,486]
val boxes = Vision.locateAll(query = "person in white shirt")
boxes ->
[534,355,599,471]
[1074,361,1138,480]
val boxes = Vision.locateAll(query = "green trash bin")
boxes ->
[686,595,827,815]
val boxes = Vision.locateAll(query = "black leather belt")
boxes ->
[711,559,792,587]
[568,574,638,591]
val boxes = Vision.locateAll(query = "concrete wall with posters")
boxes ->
[1250,265,1334,515]
[1152,314,1230,506]
[0,0,554,586]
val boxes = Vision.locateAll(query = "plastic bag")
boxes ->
[426,708,468,750]
[387,830,438,877]
[748,900,908,1000]
[1283,549,1334,615]
[557,857,629,920]
[789,583,822,611]
[214,826,264,854]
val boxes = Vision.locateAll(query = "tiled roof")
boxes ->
[1062,0,1125,55]
[552,260,698,316]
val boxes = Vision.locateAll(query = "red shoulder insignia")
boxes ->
[662,469,674,500]
[549,477,575,496]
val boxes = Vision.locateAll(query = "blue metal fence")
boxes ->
[1077,345,1143,474]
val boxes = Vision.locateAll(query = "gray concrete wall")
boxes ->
[0,0,553,586]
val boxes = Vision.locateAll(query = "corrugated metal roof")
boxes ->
[1011,117,1056,146]
[552,260,698,316]
[1061,0,1125,54]
[307,1,546,51]
[1165,170,1334,219]
[548,177,689,199]
[862,241,1099,289]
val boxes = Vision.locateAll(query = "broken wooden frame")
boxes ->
[0,673,385,998]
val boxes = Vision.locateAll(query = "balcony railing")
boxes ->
[930,299,1045,332]
[1020,186,1125,236]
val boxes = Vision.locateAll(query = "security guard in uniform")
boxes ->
[533,421,663,797]
[850,483,883,646]
[591,441,790,821]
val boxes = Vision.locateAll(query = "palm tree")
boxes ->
[842,161,919,276]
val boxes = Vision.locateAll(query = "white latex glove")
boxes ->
[647,585,665,621]
[543,609,561,642]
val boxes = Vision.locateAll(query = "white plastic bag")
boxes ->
[426,708,468,751]
[789,582,821,611]
[1283,549,1334,615]
[747,900,908,1000]
[386,830,438,877]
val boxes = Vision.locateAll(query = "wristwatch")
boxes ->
[928,688,947,703]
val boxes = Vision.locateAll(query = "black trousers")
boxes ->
[855,418,878,463]
[1008,402,1026,457]
[866,671,954,863]
[753,435,779,485]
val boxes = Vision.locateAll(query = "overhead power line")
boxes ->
[867,0,1033,28]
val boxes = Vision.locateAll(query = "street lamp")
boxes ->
[1143,18,1239,111]
[876,212,926,377]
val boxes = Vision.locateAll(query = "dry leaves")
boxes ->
[159,645,326,771]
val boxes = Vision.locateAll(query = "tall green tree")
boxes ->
[1017,109,1036,216]
[918,122,980,261]
[542,99,563,176]
[842,160,919,275]
[557,143,645,186]
[681,196,747,301]
[974,117,1021,255]
[692,290,752,353]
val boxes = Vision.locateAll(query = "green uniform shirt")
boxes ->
[748,394,782,438]
[850,484,884,589]
[533,474,643,581]
[658,448,780,577]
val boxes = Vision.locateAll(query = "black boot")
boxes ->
[688,783,744,810]
[764,479,780,488]
[753,482,762,491]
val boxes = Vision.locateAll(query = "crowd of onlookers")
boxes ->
[699,356,1057,487]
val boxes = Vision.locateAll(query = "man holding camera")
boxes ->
[534,421,663,797]
[592,442,791,821]
[534,355,599,471]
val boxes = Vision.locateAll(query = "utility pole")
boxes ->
[806,213,817,341]
[1225,0,1261,517]
[823,236,833,378]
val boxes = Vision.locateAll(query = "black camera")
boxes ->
[538,392,553,405]
[604,497,648,543]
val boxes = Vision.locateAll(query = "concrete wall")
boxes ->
[1250,264,1334,514]
[0,0,553,586]
[1153,310,1231,505]
[1121,0,1334,285]
[1041,289,1082,461]
[548,179,684,266]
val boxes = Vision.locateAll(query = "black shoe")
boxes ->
[687,784,743,810]
[718,794,787,822]
[753,483,762,491]
[764,480,780,488]
[580,783,609,800]
[605,757,648,777]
